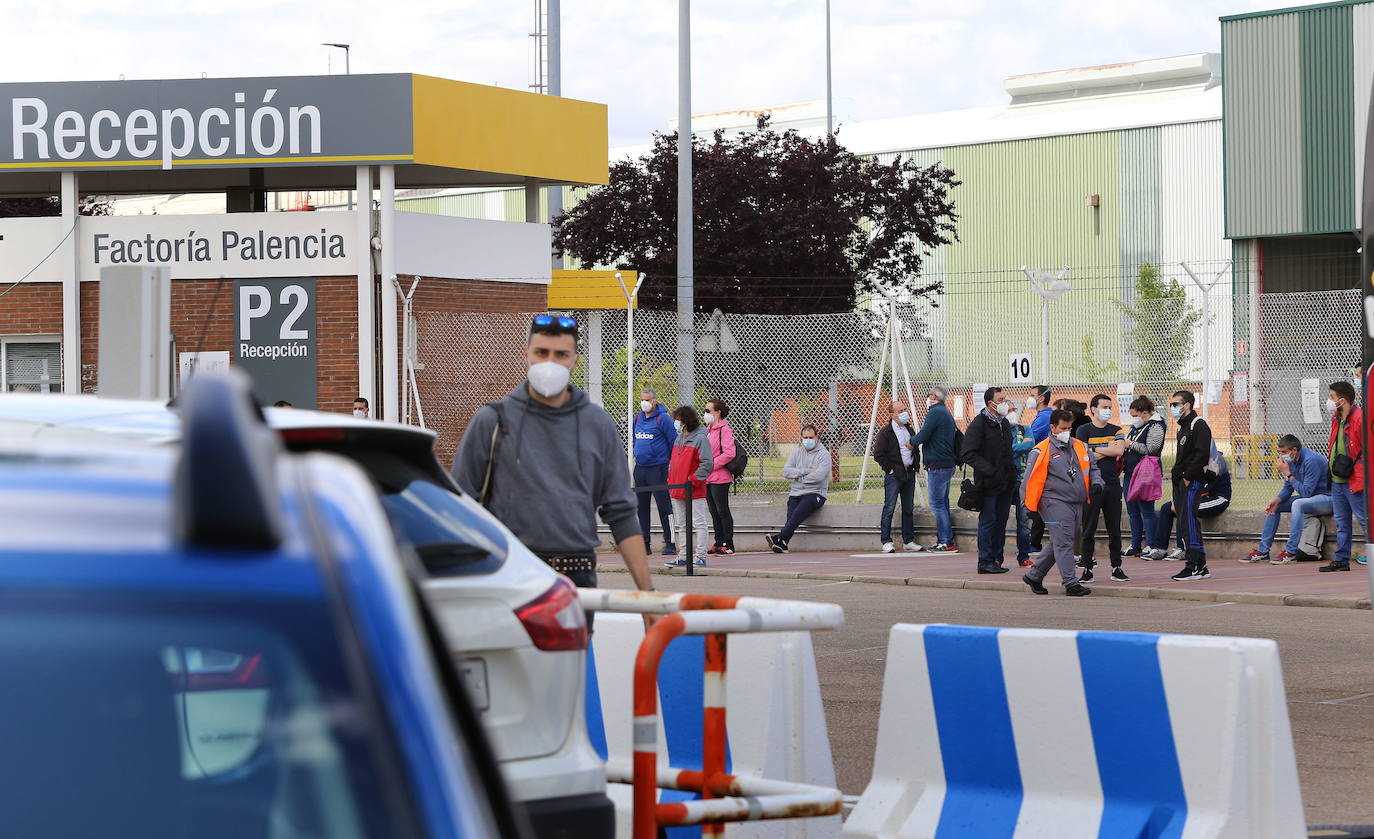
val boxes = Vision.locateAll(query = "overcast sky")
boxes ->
[5,0,1260,147]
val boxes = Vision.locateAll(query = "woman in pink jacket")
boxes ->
[704,398,737,555]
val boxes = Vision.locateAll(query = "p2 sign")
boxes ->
[233,277,317,409]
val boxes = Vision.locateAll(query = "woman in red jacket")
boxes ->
[1324,381,1366,570]
[666,406,712,568]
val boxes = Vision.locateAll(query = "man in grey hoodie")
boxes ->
[451,315,656,608]
[766,424,831,553]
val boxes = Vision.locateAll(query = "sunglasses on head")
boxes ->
[531,314,578,336]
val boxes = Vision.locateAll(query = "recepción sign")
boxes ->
[234,277,317,409]
[0,75,412,171]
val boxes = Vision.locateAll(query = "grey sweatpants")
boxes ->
[1030,497,1082,587]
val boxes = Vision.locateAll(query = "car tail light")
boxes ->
[515,578,588,651]
[279,427,348,443]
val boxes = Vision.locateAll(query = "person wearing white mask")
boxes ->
[766,425,831,553]
[1121,396,1166,557]
[351,397,370,419]
[632,388,678,557]
[1021,409,1101,597]
[961,386,1016,573]
[451,314,656,624]
[873,399,923,553]
[1323,381,1367,571]
[1075,393,1130,582]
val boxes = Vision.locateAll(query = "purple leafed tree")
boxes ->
[553,116,960,315]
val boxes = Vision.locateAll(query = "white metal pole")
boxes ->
[1041,297,1049,386]
[676,0,695,407]
[379,165,399,422]
[855,316,893,503]
[825,0,833,137]
[355,165,375,409]
[548,0,564,268]
[618,272,647,468]
[1248,250,1262,433]
[60,172,79,393]
[587,311,604,406]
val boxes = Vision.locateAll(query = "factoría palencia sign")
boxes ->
[92,228,346,266]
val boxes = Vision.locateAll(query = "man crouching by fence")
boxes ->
[1021,409,1102,598]
[451,314,657,628]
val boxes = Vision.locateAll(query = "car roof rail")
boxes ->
[173,369,284,550]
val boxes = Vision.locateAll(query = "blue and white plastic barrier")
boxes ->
[586,612,841,839]
[843,624,1305,839]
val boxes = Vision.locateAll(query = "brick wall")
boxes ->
[410,277,549,463]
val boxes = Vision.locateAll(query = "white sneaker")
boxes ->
[904,541,924,552]
[1165,548,1185,561]
[881,542,895,553]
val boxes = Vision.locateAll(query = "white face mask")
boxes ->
[1128,415,1144,428]
[674,419,684,433]
[352,409,366,418]
[1280,453,1292,464]
[896,411,910,425]
[801,437,817,450]
[997,401,1013,417]
[1055,430,1071,444]
[1097,408,1113,422]
[640,400,654,413]
[703,411,716,425]
[527,361,571,398]
[1007,411,1021,425]
[1025,396,1037,410]
[1327,398,1339,413]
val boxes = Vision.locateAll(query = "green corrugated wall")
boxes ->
[1301,4,1355,232]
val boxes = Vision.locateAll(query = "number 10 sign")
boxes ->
[1009,354,1033,382]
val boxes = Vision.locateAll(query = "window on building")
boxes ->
[2,339,61,393]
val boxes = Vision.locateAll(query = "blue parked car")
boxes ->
[0,372,527,839]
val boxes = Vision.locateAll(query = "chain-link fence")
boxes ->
[409,257,1362,511]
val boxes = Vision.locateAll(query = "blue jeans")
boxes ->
[634,462,674,549]
[880,472,915,544]
[779,493,826,543]
[1012,493,1031,562]
[926,466,955,545]
[1123,473,1157,551]
[977,491,1012,569]
[1259,495,1333,554]
[1332,483,1368,566]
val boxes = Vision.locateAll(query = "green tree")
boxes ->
[1064,333,1120,382]
[1114,262,1201,385]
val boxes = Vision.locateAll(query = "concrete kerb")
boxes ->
[608,564,1372,611]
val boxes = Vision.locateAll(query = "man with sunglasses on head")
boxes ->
[1167,390,1214,581]
[452,314,657,619]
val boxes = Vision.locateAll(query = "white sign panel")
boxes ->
[179,351,230,387]
[1301,378,1322,424]
[1204,379,1224,405]
[1115,382,1134,422]
[1008,354,1033,382]
[1233,372,1249,404]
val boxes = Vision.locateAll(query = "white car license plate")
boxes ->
[459,657,490,712]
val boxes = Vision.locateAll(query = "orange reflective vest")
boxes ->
[1023,437,1091,513]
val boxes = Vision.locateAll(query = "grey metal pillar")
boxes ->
[355,165,376,408]
[548,0,564,268]
[60,171,79,393]
[525,178,540,224]
[676,0,695,406]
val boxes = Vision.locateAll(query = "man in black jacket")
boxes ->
[961,386,1015,573]
[873,400,922,552]
[1168,390,1214,581]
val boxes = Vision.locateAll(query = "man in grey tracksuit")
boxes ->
[1022,409,1102,597]
[767,424,831,553]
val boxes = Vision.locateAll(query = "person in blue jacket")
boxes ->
[911,387,959,551]
[634,389,678,555]
[1024,385,1054,551]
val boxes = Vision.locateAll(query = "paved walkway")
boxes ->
[608,545,1374,609]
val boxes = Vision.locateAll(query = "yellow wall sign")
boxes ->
[549,270,639,309]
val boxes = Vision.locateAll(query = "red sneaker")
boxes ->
[717,546,736,556]
[706,545,722,556]
[1018,559,1034,567]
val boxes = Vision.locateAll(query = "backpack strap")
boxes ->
[477,402,505,509]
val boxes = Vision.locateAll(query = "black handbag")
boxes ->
[1332,426,1356,479]
[956,467,982,512]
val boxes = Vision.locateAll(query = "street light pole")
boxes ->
[676,0,695,407]
[322,43,350,74]
[825,0,833,136]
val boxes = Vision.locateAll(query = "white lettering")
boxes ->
[279,285,309,339]
[288,105,321,154]
[52,110,85,159]
[197,108,229,156]
[238,286,271,341]
[233,92,246,156]
[125,109,156,158]
[12,98,49,160]
[90,110,121,158]
[250,90,284,156]
[159,107,195,169]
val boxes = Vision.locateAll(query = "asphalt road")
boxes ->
[607,572,1374,826]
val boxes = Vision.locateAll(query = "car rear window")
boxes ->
[0,596,414,839]
[336,448,509,577]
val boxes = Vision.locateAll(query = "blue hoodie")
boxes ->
[633,403,677,467]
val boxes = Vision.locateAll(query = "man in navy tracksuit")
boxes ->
[634,389,678,555]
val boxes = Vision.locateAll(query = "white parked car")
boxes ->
[0,393,613,839]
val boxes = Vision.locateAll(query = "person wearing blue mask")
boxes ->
[874,400,922,553]
[767,425,831,553]
[1241,434,1331,565]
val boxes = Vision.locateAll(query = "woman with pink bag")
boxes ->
[1121,395,1166,556]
